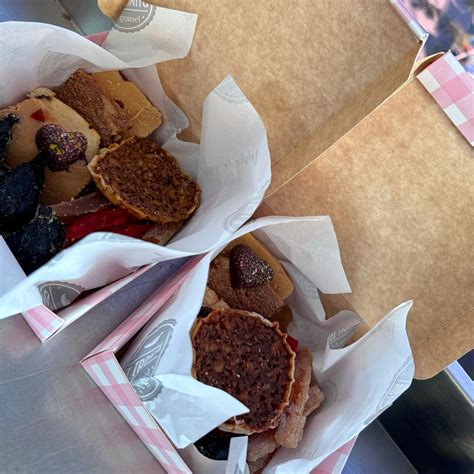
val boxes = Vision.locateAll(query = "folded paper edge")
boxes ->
[22,305,65,342]
[82,256,200,359]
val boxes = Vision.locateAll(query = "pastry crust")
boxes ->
[88,137,200,223]
[92,70,162,138]
[192,308,295,435]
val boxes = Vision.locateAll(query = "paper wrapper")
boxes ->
[120,216,414,473]
[0,16,271,318]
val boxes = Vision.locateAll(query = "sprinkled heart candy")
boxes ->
[35,124,87,171]
[229,244,274,288]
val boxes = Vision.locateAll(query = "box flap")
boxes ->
[99,0,420,191]
[265,77,474,379]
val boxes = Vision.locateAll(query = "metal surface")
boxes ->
[379,369,474,473]
[1,260,187,474]
[58,0,113,35]
[0,2,470,474]
[0,0,78,31]
[342,420,416,474]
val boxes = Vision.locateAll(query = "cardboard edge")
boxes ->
[264,88,472,378]
[81,350,192,474]
[266,42,423,198]
[57,264,153,325]
[22,305,65,342]
[412,308,474,380]
[409,52,445,78]
[83,256,200,359]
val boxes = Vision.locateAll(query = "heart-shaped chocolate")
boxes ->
[229,244,274,288]
[36,124,87,171]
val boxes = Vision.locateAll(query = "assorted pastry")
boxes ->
[0,69,200,274]
[192,234,325,473]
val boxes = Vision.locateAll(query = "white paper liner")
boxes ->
[120,216,413,473]
[0,18,271,317]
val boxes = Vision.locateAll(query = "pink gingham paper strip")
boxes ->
[22,305,64,341]
[418,52,474,146]
[82,258,202,473]
[82,351,191,474]
[86,257,202,357]
[311,437,357,474]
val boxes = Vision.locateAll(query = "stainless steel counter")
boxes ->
[3,2,470,473]
[1,262,179,474]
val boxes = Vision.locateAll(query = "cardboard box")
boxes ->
[104,0,472,379]
[82,255,358,474]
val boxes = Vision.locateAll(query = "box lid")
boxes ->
[99,0,421,184]
[265,74,473,379]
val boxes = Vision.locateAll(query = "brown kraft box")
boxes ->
[100,0,473,379]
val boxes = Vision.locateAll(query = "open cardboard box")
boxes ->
[99,0,472,380]
[82,254,358,474]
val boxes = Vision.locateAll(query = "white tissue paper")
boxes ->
[0,15,271,318]
[120,216,414,473]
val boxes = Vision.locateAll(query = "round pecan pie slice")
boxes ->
[88,136,200,224]
[192,308,295,435]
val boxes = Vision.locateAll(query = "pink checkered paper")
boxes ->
[82,256,202,473]
[418,52,474,146]
[82,350,191,474]
[22,264,152,343]
[82,255,355,474]
[23,305,64,341]
[310,438,357,474]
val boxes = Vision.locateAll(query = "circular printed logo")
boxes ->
[214,76,247,104]
[124,319,176,383]
[132,376,163,401]
[114,1,156,33]
[38,281,85,311]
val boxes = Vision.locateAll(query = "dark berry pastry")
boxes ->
[0,155,45,232]
[0,114,19,178]
[5,205,65,274]
[194,430,238,461]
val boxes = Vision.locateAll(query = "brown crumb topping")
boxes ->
[92,137,200,223]
[193,309,294,432]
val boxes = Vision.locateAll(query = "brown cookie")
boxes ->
[192,309,295,435]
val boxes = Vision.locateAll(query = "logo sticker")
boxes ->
[38,281,85,311]
[124,319,176,383]
[132,376,163,401]
[363,356,414,426]
[214,76,248,104]
[114,1,156,33]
